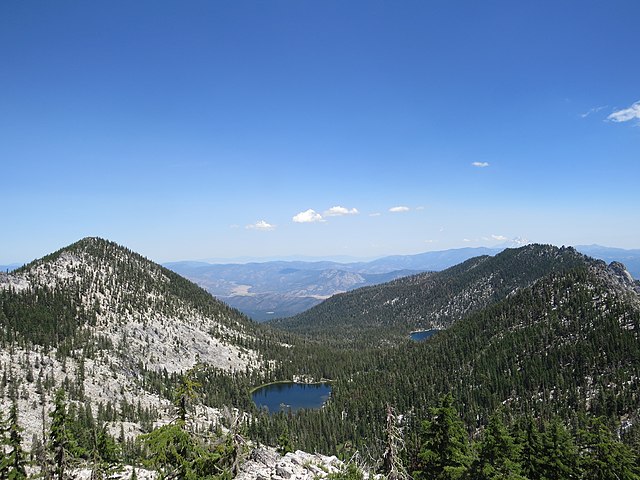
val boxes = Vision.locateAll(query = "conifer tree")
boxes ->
[579,418,640,480]
[381,405,409,480]
[89,425,120,480]
[174,367,201,423]
[140,372,239,479]
[468,413,525,480]
[0,409,7,479]
[48,389,70,480]
[6,399,28,479]
[276,428,293,456]
[414,394,471,480]
[515,417,545,480]
[539,419,579,480]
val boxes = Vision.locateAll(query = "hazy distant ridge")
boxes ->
[166,244,639,321]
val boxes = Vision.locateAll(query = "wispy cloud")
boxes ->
[324,206,359,217]
[369,212,381,217]
[608,101,640,123]
[292,209,324,223]
[491,234,508,241]
[472,162,490,168]
[389,206,410,213]
[580,105,607,118]
[246,220,275,231]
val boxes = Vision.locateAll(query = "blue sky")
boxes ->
[1,1,639,264]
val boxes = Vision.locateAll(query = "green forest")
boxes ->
[1,239,639,478]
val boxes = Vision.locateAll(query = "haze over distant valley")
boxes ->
[166,244,640,320]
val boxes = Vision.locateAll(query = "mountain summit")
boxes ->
[3,236,259,373]
[0,237,272,452]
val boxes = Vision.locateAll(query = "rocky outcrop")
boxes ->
[609,261,638,291]
[236,446,373,480]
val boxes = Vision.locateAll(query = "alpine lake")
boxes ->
[409,328,439,341]
[252,331,438,412]
[252,382,332,414]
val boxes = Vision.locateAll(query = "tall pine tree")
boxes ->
[48,389,70,480]
[413,394,471,480]
[7,399,28,479]
[468,413,525,480]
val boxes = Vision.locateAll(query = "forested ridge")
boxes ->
[1,238,639,478]
[269,245,593,344]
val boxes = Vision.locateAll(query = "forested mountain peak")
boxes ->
[0,237,282,465]
[3,236,260,373]
[269,243,632,343]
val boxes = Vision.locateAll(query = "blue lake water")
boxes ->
[410,329,438,341]
[252,382,332,413]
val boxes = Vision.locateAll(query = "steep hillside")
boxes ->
[270,244,591,342]
[2,237,260,373]
[0,237,271,450]
[166,245,640,322]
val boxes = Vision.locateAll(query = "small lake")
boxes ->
[252,382,332,413]
[410,329,438,341]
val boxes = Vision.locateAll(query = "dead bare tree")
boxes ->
[382,404,410,480]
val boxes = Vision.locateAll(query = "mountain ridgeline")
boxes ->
[270,244,615,343]
[166,245,640,323]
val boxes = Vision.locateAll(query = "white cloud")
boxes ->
[246,220,275,231]
[463,238,472,242]
[292,209,324,223]
[416,206,425,211]
[581,105,607,118]
[324,206,359,217]
[389,206,410,213]
[491,234,508,241]
[472,162,490,168]
[369,212,381,217]
[608,101,640,123]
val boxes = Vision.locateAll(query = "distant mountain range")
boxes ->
[0,263,21,272]
[164,260,421,320]
[166,245,640,321]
